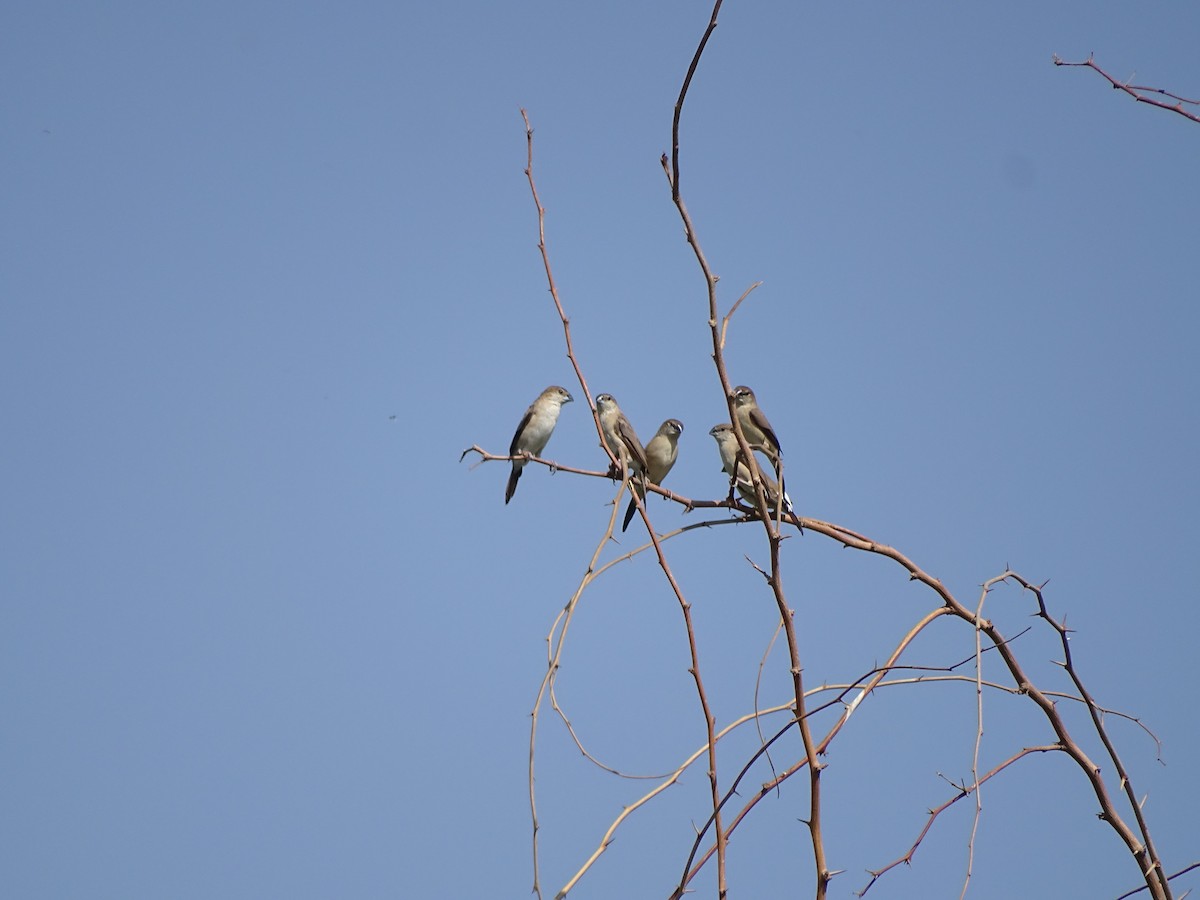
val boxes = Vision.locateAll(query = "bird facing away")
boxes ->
[732,385,782,464]
[506,385,573,504]
[622,418,684,532]
[709,423,792,514]
[595,393,649,478]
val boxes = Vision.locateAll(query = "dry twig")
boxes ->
[1054,54,1200,125]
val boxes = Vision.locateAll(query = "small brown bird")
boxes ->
[506,385,573,504]
[595,393,649,477]
[732,385,782,464]
[709,423,792,514]
[622,419,683,532]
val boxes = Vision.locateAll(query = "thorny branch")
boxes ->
[556,627,1168,896]
[803,518,1173,900]
[1116,863,1200,900]
[486,18,1178,900]
[519,107,731,900]
[589,658,1161,897]
[1010,572,1169,892]
[663,0,830,896]
[676,605,952,892]
[859,745,1062,896]
[1054,54,1200,125]
[461,444,801,520]
[494,464,1172,897]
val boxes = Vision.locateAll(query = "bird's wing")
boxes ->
[618,417,648,471]
[509,407,535,455]
[749,407,781,453]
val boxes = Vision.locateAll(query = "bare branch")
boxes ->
[1116,863,1200,900]
[1009,572,1171,893]
[664,1,827,895]
[519,109,620,473]
[719,281,763,351]
[493,24,1178,900]
[860,746,1062,896]
[1053,54,1200,125]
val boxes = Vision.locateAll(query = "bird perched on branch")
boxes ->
[709,423,792,515]
[595,393,649,479]
[732,385,782,465]
[622,419,683,532]
[505,385,573,503]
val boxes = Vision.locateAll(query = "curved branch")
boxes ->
[797,516,1172,900]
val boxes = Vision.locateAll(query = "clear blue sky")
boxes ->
[4,2,1198,897]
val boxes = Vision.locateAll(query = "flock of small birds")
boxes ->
[504,385,792,530]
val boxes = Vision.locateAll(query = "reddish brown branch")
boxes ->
[519,108,727,900]
[860,745,1061,896]
[682,516,1172,899]
[679,606,953,893]
[503,31,1176,900]
[1053,54,1200,125]
[798,518,1173,900]
[1008,572,1170,893]
[669,0,724,203]
[663,1,827,896]
[519,109,619,473]
[462,444,811,524]
[1116,862,1200,900]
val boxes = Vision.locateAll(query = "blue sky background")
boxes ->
[5,2,1198,898]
